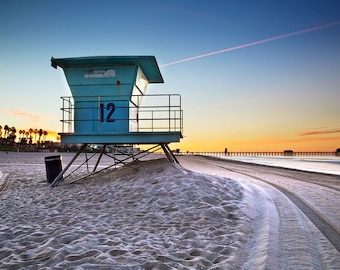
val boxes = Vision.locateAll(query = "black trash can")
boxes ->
[45,155,63,183]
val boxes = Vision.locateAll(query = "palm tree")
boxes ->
[4,125,9,138]
[38,129,43,143]
[43,130,48,141]
[29,128,33,144]
[20,130,26,142]
[7,127,16,146]
[10,127,16,137]
[34,129,38,143]
[0,125,2,138]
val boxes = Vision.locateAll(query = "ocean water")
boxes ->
[219,156,340,176]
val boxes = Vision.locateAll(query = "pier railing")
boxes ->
[181,152,340,157]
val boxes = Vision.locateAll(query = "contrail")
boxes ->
[160,21,340,67]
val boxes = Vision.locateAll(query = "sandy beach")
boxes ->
[1,152,339,269]
[0,152,249,269]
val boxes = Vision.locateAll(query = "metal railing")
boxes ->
[60,94,183,134]
[61,97,73,133]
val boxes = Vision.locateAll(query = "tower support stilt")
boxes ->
[50,143,179,187]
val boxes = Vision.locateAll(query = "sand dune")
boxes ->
[0,158,249,269]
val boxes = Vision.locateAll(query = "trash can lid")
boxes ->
[45,155,62,161]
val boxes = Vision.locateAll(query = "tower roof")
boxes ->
[51,55,164,83]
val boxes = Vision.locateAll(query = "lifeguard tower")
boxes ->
[50,56,183,186]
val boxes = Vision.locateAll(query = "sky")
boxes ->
[1,0,340,152]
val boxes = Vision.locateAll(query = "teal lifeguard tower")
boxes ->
[50,56,183,186]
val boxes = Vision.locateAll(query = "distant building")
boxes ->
[336,148,340,156]
[283,150,294,156]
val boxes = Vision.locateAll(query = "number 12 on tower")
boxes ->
[100,102,115,122]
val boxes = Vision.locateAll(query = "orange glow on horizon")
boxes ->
[177,135,340,153]
[45,130,60,142]
[15,128,60,142]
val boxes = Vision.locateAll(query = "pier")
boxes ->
[181,151,340,157]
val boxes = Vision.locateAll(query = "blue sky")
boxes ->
[1,0,340,151]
